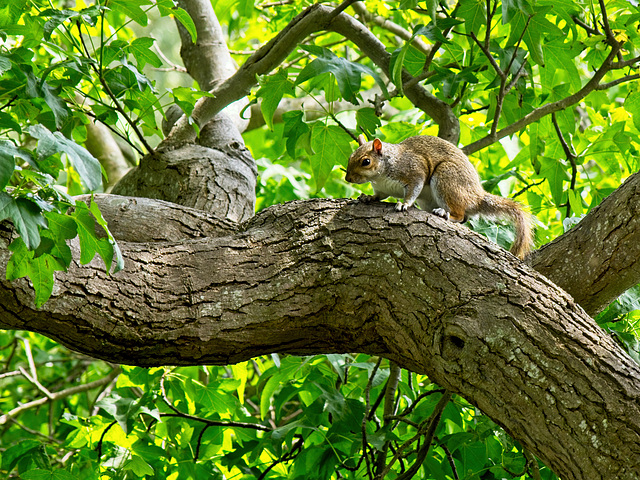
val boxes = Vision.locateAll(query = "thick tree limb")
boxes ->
[529,170,640,316]
[175,0,249,134]
[1,198,639,479]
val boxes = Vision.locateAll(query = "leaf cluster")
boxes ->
[0,0,199,304]
[0,332,558,480]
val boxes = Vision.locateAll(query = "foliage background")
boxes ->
[1,0,639,478]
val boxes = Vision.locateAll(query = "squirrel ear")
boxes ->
[357,134,367,146]
[373,138,383,153]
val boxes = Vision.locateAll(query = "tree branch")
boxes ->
[2,195,640,478]
[462,44,622,155]
[162,4,460,147]
[0,367,121,425]
[528,169,640,316]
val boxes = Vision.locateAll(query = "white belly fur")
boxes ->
[372,177,439,211]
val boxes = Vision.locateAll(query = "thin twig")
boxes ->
[512,178,545,199]
[0,95,17,112]
[463,43,622,155]
[375,391,452,480]
[363,357,382,479]
[375,362,402,474]
[258,435,304,480]
[76,21,154,154]
[441,442,459,480]
[552,112,578,217]
[597,73,640,90]
[159,373,270,432]
[96,420,118,460]
[395,391,452,480]
[0,367,122,425]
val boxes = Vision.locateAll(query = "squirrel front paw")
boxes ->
[395,202,409,212]
[432,208,450,220]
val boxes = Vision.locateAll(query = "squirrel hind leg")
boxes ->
[432,208,450,220]
[431,207,466,222]
[429,176,468,223]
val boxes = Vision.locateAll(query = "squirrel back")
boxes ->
[346,134,533,259]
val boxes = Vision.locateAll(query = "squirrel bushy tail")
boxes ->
[473,194,533,259]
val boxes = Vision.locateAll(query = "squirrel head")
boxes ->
[345,136,385,184]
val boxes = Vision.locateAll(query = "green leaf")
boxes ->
[40,8,80,40]
[27,125,102,191]
[389,45,410,96]
[310,124,353,192]
[96,396,141,435]
[502,0,533,24]
[27,253,58,308]
[108,0,152,26]
[0,55,11,74]
[42,211,78,267]
[0,141,17,189]
[282,110,310,158]
[458,0,486,35]
[0,193,46,250]
[121,57,154,92]
[507,7,562,66]
[257,70,294,131]
[414,19,463,44]
[72,201,114,271]
[124,456,154,476]
[1,440,41,472]
[89,196,124,273]
[0,139,35,171]
[568,189,584,216]
[296,47,387,104]
[195,383,238,414]
[40,81,69,129]
[170,87,213,118]
[355,108,381,138]
[538,156,568,206]
[129,37,163,68]
[21,470,54,480]
[172,6,197,43]
[626,91,640,132]
[543,39,582,93]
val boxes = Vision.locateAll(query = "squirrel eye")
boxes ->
[361,158,371,167]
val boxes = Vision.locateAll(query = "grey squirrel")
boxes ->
[345,134,533,259]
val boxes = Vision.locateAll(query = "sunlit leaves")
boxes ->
[310,124,353,191]
[171,87,214,118]
[0,194,47,250]
[282,110,310,158]
[28,125,102,191]
[295,46,388,105]
[257,70,294,131]
[127,37,163,69]
[356,107,382,138]
[458,0,486,35]
[107,0,152,26]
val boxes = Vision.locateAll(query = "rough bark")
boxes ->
[1,198,639,480]
[2,2,640,479]
[111,139,256,222]
[529,170,640,316]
